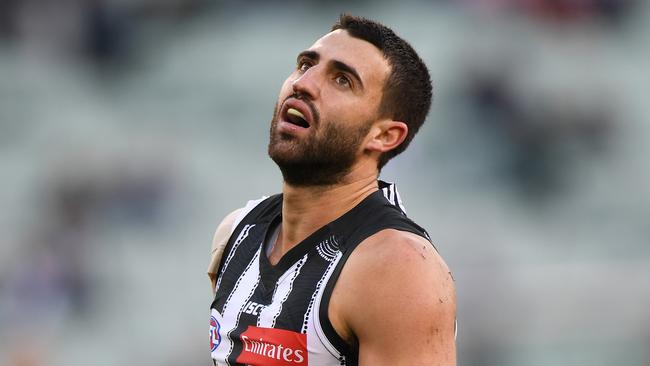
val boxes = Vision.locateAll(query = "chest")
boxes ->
[210,229,347,366]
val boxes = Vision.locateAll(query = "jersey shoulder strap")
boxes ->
[208,195,282,292]
[214,194,282,276]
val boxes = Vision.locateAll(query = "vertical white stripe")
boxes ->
[395,188,407,213]
[381,183,396,206]
[216,224,254,290]
[309,252,345,360]
[212,248,261,364]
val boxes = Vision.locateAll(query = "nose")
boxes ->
[291,66,321,100]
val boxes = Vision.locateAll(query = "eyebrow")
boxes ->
[296,50,365,90]
[297,50,320,63]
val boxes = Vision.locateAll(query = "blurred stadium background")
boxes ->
[1,0,649,365]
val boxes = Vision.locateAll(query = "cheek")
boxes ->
[324,94,376,124]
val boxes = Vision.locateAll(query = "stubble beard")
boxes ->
[268,103,371,187]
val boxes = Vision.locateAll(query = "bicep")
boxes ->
[341,231,456,365]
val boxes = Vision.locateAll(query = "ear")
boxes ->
[364,120,408,153]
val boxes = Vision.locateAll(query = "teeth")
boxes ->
[287,108,306,120]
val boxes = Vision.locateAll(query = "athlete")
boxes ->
[207,14,456,365]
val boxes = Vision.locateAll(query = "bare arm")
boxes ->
[329,229,456,365]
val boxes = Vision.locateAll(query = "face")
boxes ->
[268,29,391,186]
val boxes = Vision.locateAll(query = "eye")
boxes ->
[335,74,351,88]
[298,60,313,73]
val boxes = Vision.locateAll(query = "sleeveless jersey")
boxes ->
[209,181,431,366]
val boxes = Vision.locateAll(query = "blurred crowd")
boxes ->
[0,0,640,64]
[1,1,648,366]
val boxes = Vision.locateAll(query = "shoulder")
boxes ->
[207,195,277,291]
[355,229,443,268]
[208,195,276,259]
[207,208,244,292]
[210,209,243,252]
[330,229,456,364]
[343,229,454,309]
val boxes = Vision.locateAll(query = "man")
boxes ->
[207,14,456,366]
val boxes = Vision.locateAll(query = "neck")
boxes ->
[275,170,378,259]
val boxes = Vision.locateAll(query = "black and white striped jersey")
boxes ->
[209,181,430,366]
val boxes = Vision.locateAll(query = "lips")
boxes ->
[286,108,309,128]
[280,98,314,129]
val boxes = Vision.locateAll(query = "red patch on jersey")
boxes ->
[236,326,308,365]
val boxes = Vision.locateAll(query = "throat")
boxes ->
[265,222,282,265]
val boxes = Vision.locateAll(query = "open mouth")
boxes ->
[285,107,310,128]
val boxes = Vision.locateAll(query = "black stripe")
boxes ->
[212,196,282,313]
[273,242,332,332]
[211,227,264,314]
[226,277,264,365]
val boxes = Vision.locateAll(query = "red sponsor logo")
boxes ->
[236,326,308,365]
